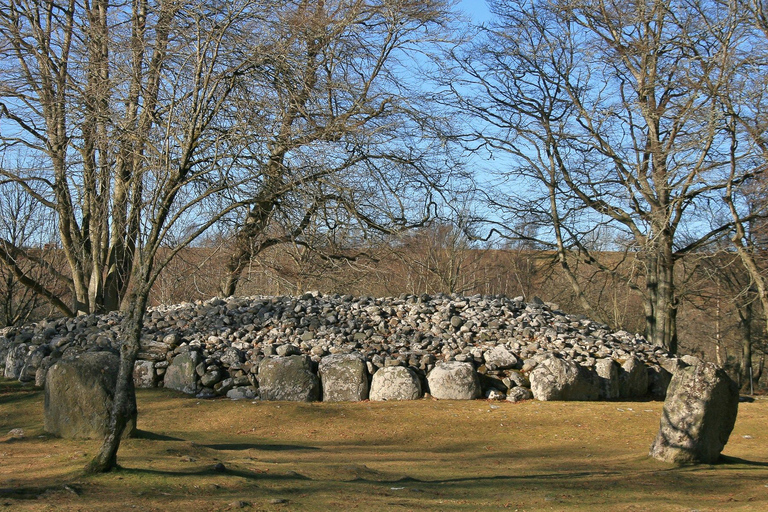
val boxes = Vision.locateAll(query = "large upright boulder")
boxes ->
[427,361,481,400]
[649,361,739,464]
[19,345,49,383]
[529,355,599,401]
[318,353,369,402]
[163,350,200,394]
[44,351,136,439]
[369,366,422,401]
[258,355,320,401]
[4,343,27,380]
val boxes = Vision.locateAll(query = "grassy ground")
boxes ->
[1,378,766,511]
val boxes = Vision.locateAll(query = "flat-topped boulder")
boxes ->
[259,355,320,402]
[44,351,137,439]
[318,353,369,402]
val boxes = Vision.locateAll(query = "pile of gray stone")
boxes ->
[2,293,682,402]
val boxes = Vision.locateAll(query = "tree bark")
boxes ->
[85,292,146,473]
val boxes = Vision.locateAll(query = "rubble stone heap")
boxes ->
[1,293,682,401]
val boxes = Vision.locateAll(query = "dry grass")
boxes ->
[1,378,767,511]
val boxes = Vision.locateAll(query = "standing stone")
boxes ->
[619,356,649,398]
[164,351,200,394]
[0,337,9,371]
[318,353,369,402]
[4,343,27,379]
[369,366,422,401]
[258,355,320,401]
[649,361,739,464]
[529,355,599,401]
[595,358,620,399]
[426,361,481,400]
[44,351,137,439]
[133,360,157,388]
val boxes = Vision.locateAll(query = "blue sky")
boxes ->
[458,0,491,23]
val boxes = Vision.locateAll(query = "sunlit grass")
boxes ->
[1,378,767,511]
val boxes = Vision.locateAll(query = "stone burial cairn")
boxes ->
[2,292,681,403]
[2,293,742,462]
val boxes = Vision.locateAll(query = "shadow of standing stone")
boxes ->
[649,361,738,464]
[44,351,137,439]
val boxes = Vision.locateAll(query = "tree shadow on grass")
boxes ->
[132,429,184,442]
[201,442,320,451]
[119,465,312,481]
[716,455,768,468]
[0,471,85,501]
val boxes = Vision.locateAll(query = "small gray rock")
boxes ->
[506,386,533,403]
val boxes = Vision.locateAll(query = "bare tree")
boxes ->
[0,177,61,324]
[218,0,459,297]
[446,0,754,353]
[0,0,279,472]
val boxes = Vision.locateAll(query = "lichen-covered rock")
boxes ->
[483,345,519,370]
[164,351,200,394]
[133,360,157,388]
[619,356,649,398]
[44,351,136,439]
[19,345,48,383]
[226,386,257,400]
[595,358,620,399]
[530,355,599,401]
[318,353,369,402]
[258,355,320,402]
[506,386,533,402]
[4,343,27,380]
[649,361,739,464]
[370,366,422,401]
[426,361,481,400]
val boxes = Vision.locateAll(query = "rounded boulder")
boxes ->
[426,361,480,400]
[369,366,422,401]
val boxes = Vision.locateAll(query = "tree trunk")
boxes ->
[85,291,146,473]
[738,302,754,391]
[644,236,678,354]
